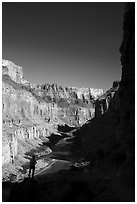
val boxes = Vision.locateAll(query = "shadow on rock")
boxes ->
[58,124,76,133]
[61,180,93,201]
[7,178,40,202]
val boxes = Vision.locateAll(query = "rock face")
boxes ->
[32,83,103,102]
[115,1,134,176]
[3,3,135,202]
[2,59,103,165]
[94,81,120,117]
[71,3,135,200]
[73,1,135,166]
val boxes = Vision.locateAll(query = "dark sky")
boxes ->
[2,2,125,92]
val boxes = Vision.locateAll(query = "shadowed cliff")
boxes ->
[2,2,134,202]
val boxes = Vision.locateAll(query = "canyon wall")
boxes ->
[3,3,135,201]
[94,81,120,117]
[114,2,135,162]
[2,59,103,164]
[72,2,135,179]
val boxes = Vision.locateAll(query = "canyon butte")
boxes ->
[2,2,135,202]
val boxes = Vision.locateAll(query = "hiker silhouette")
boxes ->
[29,155,37,178]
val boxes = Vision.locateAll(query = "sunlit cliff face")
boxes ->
[2,59,104,165]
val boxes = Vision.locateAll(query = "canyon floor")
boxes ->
[2,123,134,202]
[2,127,77,201]
[2,3,135,202]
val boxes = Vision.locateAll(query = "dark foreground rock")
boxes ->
[7,178,40,202]
[2,2,135,202]
[4,162,134,202]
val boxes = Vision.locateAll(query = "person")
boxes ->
[29,155,37,178]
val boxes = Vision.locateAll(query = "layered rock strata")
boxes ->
[94,81,120,117]
[2,59,103,165]
[3,3,135,202]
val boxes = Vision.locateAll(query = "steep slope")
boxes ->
[69,2,135,201]
[73,1,135,173]
[3,3,134,202]
[2,59,103,167]
[35,3,134,201]
[2,59,103,127]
